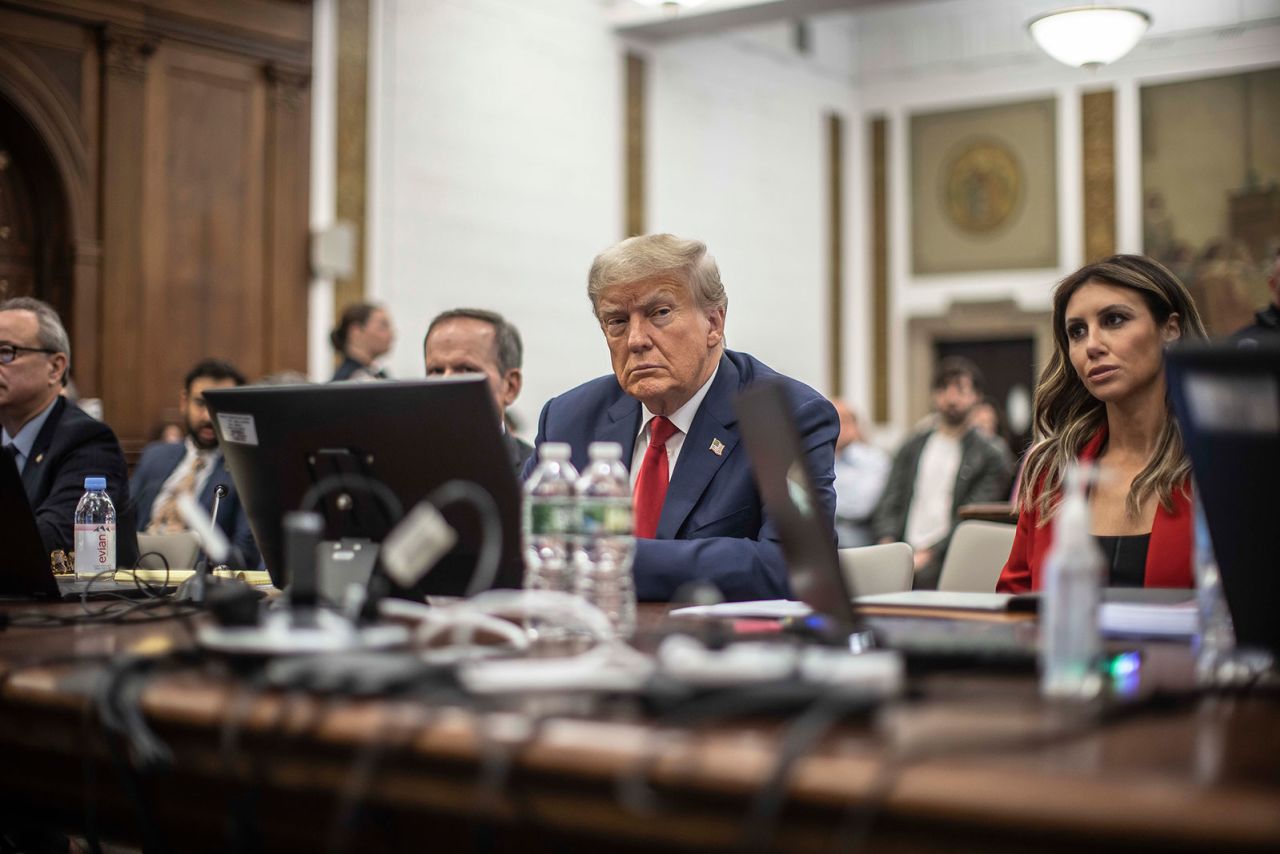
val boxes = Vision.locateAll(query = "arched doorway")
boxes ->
[0,93,73,344]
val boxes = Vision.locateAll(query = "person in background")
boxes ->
[0,297,139,567]
[1233,248,1280,344]
[330,302,394,381]
[131,359,259,569]
[872,357,1011,588]
[969,398,1015,472]
[423,308,532,473]
[525,233,839,602]
[998,255,1207,593]
[830,399,890,548]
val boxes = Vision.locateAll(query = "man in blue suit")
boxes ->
[132,358,259,568]
[525,233,838,602]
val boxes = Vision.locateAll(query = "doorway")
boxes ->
[935,336,1035,456]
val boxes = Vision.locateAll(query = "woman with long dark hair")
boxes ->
[998,255,1208,593]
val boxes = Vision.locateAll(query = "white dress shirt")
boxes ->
[628,365,720,490]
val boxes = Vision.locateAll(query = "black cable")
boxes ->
[423,479,503,597]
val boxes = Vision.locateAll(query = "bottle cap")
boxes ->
[84,476,107,491]
[588,441,623,461]
[539,442,572,461]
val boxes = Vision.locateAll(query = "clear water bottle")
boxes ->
[575,442,636,639]
[523,442,579,639]
[74,476,117,578]
[1192,483,1235,685]
[1040,464,1103,700]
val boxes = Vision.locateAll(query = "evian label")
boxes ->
[74,523,116,577]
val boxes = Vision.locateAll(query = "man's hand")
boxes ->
[912,547,933,572]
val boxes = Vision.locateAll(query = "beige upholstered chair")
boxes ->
[936,521,1017,593]
[837,542,914,596]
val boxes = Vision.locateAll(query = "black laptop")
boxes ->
[0,450,156,599]
[733,381,1037,666]
[1167,342,1280,661]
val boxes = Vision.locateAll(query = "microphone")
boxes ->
[211,484,227,526]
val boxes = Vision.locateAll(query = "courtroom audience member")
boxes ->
[1233,248,1280,344]
[872,357,1011,588]
[969,399,1015,471]
[830,399,890,548]
[998,255,1207,593]
[330,302,394,381]
[0,297,139,566]
[424,308,532,473]
[131,359,259,568]
[526,233,839,602]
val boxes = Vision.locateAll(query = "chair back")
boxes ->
[837,542,913,596]
[137,531,201,571]
[936,521,1017,592]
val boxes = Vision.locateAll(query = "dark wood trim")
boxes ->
[870,116,889,423]
[334,0,368,315]
[1081,88,1116,263]
[624,52,646,238]
[826,112,843,396]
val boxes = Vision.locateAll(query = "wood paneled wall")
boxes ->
[0,0,312,450]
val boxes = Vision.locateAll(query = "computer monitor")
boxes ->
[203,377,524,596]
[1166,342,1280,660]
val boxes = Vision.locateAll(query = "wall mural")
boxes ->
[1141,67,1280,335]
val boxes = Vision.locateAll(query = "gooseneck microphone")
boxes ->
[210,484,228,526]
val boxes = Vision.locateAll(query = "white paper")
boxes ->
[855,591,1014,611]
[668,599,813,619]
[1099,601,1198,638]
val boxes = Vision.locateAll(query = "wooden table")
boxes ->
[0,598,1277,852]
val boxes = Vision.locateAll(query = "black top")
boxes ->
[330,355,388,382]
[1094,533,1150,587]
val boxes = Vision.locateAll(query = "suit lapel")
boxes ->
[20,396,66,499]
[596,392,641,474]
[657,356,740,539]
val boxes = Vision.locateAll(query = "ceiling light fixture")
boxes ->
[1028,6,1151,68]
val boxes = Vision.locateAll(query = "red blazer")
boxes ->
[996,428,1193,593]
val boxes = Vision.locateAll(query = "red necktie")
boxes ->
[633,416,678,539]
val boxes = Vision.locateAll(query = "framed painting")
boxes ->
[910,98,1058,275]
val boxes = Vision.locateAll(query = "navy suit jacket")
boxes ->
[19,396,139,567]
[525,350,839,602]
[131,441,260,569]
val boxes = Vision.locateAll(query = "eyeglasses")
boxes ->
[0,344,58,365]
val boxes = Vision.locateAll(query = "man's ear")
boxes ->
[501,368,522,408]
[178,386,190,411]
[706,308,725,348]
[48,353,67,388]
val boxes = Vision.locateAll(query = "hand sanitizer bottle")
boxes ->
[1040,463,1104,700]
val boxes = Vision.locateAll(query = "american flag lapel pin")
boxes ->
[709,438,725,456]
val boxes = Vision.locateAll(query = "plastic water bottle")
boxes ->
[1039,464,1103,700]
[575,442,636,639]
[523,443,579,639]
[1192,483,1236,685]
[74,476,117,578]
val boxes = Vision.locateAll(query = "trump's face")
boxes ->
[596,276,724,416]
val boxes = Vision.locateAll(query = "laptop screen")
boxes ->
[1166,342,1280,659]
[734,380,862,634]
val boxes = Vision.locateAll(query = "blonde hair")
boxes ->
[1018,255,1208,523]
[587,233,727,318]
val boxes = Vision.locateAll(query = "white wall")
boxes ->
[369,0,623,435]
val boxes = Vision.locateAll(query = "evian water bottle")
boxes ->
[74,476,116,578]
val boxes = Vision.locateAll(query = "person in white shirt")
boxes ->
[872,357,1012,588]
[830,399,890,547]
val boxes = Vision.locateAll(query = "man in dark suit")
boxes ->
[525,233,839,602]
[131,358,259,568]
[0,297,138,567]
[872,357,1012,589]
[423,308,533,473]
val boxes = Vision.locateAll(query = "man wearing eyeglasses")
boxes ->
[0,297,138,567]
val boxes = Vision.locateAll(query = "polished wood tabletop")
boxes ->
[0,597,1277,852]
